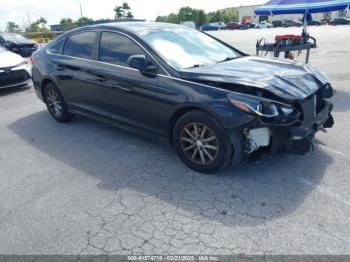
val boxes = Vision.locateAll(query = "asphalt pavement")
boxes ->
[0,25,350,255]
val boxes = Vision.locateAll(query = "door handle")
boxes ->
[108,80,133,92]
[55,64,65,71]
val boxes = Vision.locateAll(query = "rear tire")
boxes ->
[44,83,74,123]
[173,110,233,174]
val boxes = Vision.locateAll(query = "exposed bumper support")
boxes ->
[276,102,333,155]
[245,101,334,156]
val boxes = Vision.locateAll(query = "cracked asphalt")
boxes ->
[1,25,350,255]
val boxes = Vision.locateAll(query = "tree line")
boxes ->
[156,6,239,27]
[4,2,135,34]
[4,3,239,35]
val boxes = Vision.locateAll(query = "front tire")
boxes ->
[44,83,74,123]
[173,111,233,173]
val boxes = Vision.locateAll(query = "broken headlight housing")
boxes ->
[227,92,300,125]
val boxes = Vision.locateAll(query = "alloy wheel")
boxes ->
[180,123,219,165]
[46,89,63,118]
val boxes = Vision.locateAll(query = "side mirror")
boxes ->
[127,55,158,75]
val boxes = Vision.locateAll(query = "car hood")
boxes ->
[0,50,26,68]
[7,38,36,45]
[180,56,330,101]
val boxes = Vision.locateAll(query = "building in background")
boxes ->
[238,4,348,23]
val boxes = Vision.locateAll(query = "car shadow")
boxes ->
[0,84,31,97]
[8,110,333,227]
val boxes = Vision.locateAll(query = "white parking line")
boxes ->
[298,177,350,207]
[317,144,350,159]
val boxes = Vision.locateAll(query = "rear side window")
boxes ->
[63,31,96,59]
[48,40,64,54]
[99,32,145,67]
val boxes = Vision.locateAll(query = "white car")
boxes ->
[0,47,31,89]
[255,21,272,29]
[209,22,227,30]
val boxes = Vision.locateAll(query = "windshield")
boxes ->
[137,26,240,70]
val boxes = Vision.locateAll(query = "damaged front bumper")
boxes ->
[244,101,334,156]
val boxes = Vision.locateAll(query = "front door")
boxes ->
[89,31,159,133]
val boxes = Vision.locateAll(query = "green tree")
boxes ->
[26,21,40,32]
[178,7,195,22]
[221,8,239,22]
[210,11,223,23]
[196,10,208,27]
[126,11,134,19]
[37,17,47,29]
[114,2,132,20]
[60,18,75,31]
[167,13,179,24]
[76,17,94,25]
[122,2,130,12]
[155,16,168,22]
[114,5,124,19]
[6,21,20,33]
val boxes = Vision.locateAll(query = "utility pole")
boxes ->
[27,13,31,25]
[80,4,83,18]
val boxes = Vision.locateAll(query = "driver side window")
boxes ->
[99,32,146,67]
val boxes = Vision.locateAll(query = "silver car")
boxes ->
[0,47,31,89]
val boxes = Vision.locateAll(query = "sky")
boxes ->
[0,0,267,31]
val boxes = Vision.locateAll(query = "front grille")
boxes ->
[0,70,30,87]
[19,44,36,48]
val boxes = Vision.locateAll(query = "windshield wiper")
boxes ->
[185,64,206,69]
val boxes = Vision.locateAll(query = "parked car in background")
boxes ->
[239,23,250,30]
[226,22,241,30]
[272,20,283,27]
[255,21,272,28]
[209,22,227,30]
[308,19,321,26]
[244,22,256,28]
[282,19,303,27]
[329,17,350,25]
[0,47,31,89]
[180,21,196,29]
[32,22,334,173]
[200,24,219,31]
[0,33,38,57]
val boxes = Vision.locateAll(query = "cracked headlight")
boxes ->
[227,92,299,123]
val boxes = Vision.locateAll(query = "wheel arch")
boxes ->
[168,104,224,144]
[40,77,61,103]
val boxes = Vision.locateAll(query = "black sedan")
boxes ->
[0,33,38,57]
[308,19,321,26]
[282,19,303,27]
[31,22,334,173]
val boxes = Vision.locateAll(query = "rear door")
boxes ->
[53,31,98,111]
[88,31,160,133]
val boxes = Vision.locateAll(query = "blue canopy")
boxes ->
[255,0,350,15]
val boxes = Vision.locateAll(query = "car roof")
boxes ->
[72,22,192,35]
